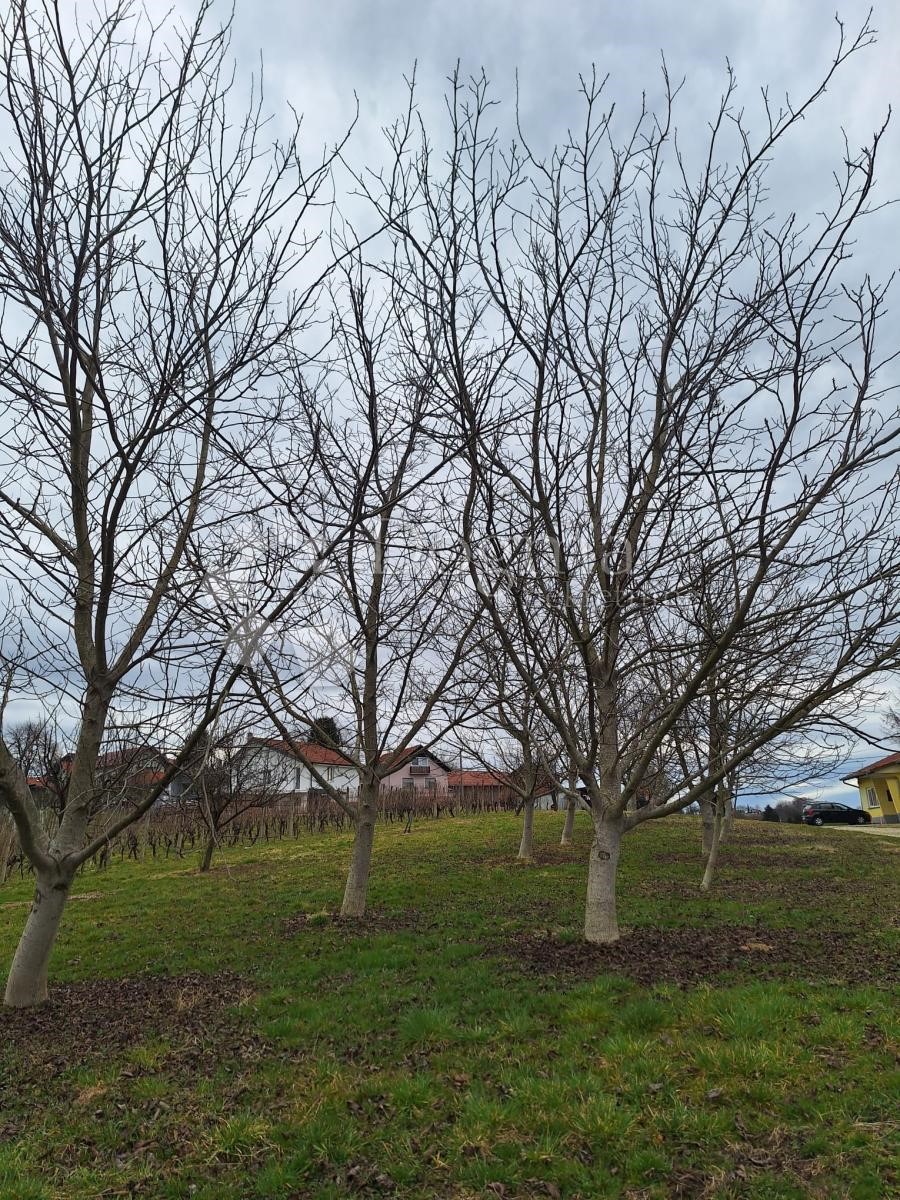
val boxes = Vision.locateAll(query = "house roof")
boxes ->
[842,750,900,782]
[99,747,171,771]
[447,767,556,797]
[246,737,351,766]
[449,768,507,788]
[379,746,453,773]
[28,745,171,790]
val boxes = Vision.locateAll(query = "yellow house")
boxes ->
[843,752,900,824]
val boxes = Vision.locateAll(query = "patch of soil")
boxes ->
[634,1117,832,1200]
[281,907,431,938]
[726,827,809,845]
[0,970,258,1068]
[501,924,900,988]
[529,846,583,867]
[490,847,583,869]
[479,847,583,870]
[721,853,823,869]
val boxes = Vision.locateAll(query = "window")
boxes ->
[402,777,415,792]
[295,767,304,791]
[424,777,437,792]
[866,787,879,809]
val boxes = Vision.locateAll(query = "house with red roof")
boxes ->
[842,751,900,824]
[447,767,559,806]
[241,737,357,797]
[379,747,453,794]
[28,744,190,807]
[448,767,509,802]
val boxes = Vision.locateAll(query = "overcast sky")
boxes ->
[9,0,899,800]
[221,1,900,144]
[215,0,898,801]
[215,0,900,261]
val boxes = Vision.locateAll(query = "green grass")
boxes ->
[1,813,898,1199]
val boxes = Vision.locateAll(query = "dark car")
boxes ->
[801,801,871,826]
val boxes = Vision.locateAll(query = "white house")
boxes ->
[241,737,357,797]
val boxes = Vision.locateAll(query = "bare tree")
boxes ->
[453,630,563,860]
[180,719,294,873]
[246,259,482,917]
[654,566,863,889]
[361,21,900,942]
[4,719,69,820]
[0,0,348,1005]
[559,771,583,846]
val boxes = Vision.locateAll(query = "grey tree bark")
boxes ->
[560,795,577,845]
[700,796,725,892]
[341,788,378,917]
[3,866,73,1007]
[517,794,535,860]
[584,815,623,943]
[200,836,216,873]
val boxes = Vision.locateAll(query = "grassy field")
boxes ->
[1,812,898,1200]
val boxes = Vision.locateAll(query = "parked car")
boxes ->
[801,801,871,826]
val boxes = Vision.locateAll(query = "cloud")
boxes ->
[192,0,898,273]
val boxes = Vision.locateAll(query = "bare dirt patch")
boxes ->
[501,924,899,988]
[639,1116,837,1199]
[530,846,584,867]
[281,907,432,938]
[0,970,257,1067]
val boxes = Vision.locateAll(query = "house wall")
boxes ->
[381,754,450,793]
[240,747,357,795]
[857,773,900,824]
[239,746,296,793]
[296,760,358,793]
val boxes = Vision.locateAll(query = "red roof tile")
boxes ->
[247,737,350,766]
[448,769,507,788]
[447,768,556,797]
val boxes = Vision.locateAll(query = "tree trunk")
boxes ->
[700,802,724,892]
[560,795,576,845]
[517,795,535,860]
[700,793,716,856]
[199,835,215,873]
[341,789,377,917]
[584,815,623,944]
[4,868,72,1007]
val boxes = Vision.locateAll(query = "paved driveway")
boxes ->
[823,824,900,839]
